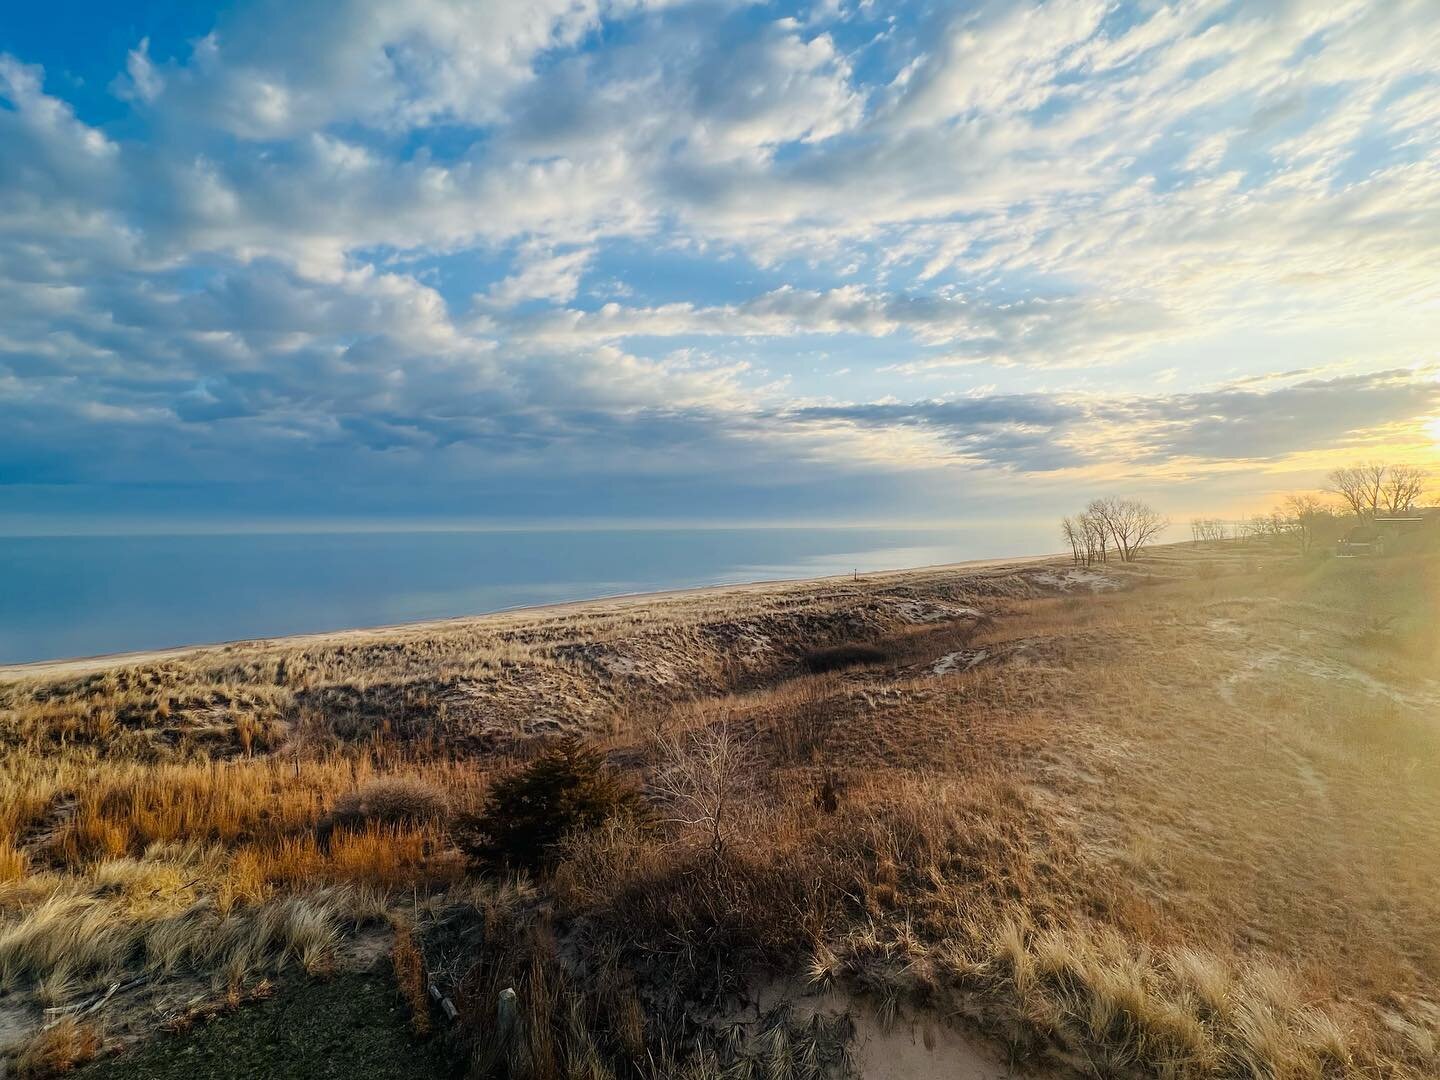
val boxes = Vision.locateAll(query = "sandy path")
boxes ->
[745,981,1031,1080]
[0,552,1062,680]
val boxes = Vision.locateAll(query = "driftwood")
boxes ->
[44,976,147,1019]
[427,981,459,1023]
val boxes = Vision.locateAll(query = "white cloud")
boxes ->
[481,246,595,309]
[684,21,863,157]
[112,38,165,104]
[884,0,1107,129]
[139,0,640,138]
[500,284,1180,369]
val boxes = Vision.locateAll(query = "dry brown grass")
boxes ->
[390,915,431,1037]
[12,1016,102,1077]
[4,542,1440,1076]
[537,547,1440,1077]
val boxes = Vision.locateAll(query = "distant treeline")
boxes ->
[1062,463,1432,566]
[1190,462,1430,556]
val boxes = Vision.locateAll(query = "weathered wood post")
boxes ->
[497,986,518,1052]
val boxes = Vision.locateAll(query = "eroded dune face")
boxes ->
[3,543,1440,1078]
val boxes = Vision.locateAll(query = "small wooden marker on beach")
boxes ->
[497,986,518,1048]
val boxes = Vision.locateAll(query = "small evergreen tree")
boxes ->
[452,738,643,868]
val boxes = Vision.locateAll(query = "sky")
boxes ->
[1,0,1438,534]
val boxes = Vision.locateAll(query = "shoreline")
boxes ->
[0,551,1063,679]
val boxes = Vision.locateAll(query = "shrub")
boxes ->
[451,739,644,868]
[317,776,447,852]
[800,642,889,673]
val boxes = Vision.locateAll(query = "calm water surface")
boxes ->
[0,526,1050,663]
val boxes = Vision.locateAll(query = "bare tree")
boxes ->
[651,717,755,870]
[1282,494,1332,555]
[1240,514,1279,541]
[1062,516,1085,565]
[1190,518,1229,545]
[1081,510,1109,565]
[1327,464,1386,518]
[1064,512,1112,566]
[1191,517,1226,545]
[1086,497,1169,561]
[1381,465,1427,515]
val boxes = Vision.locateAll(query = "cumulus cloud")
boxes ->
[481,246,595,309]
[134,0,636,137]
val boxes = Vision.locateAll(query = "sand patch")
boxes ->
[932,649,989,676]
[889,600,985,624]
[1029,569,1120,592]
[740,982,1030,1080]
[1216,643,1440,713]
[849,1007,1021,1080]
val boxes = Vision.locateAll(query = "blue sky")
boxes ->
[1,0,1438,532]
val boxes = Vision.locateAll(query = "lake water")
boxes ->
[0,525,1052,664]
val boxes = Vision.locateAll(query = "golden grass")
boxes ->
[0,746,479,1056]
[0,751,483,862]
[0,838,26,883]
[0,867,381,995]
